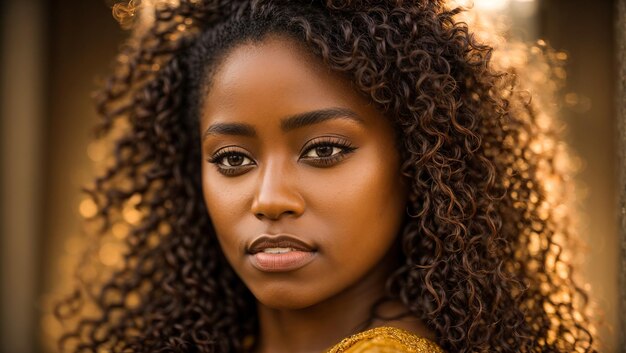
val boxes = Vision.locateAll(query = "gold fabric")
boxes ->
[324,326,444,353]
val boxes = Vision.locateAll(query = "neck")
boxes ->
[252,243,429,353]
[255,277,384,353]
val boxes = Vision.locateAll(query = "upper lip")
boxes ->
[247,234,316,254]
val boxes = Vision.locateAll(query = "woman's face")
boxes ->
[199,35,409,309]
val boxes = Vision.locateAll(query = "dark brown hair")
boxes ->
[54,1,597,352]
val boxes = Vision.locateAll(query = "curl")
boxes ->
[53,1,597,352]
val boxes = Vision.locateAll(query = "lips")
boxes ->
[247,234,317,272]
[247,234,316,254]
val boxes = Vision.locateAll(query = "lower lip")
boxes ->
[250,251,316,272]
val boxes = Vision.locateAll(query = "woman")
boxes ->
[54,0,597,352]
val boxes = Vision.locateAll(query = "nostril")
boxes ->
[251,189,305,220]
[255,209,296,221]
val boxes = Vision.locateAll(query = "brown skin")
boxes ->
[54,3,597,352]
[199,35,434,352]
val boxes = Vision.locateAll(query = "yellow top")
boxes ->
[324,326,444,353]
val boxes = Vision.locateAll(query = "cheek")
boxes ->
[200,165,250,262]
[308,145,407,261]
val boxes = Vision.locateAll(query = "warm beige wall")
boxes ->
[539,1,619,351]
[40,1,124,293]
[617,0,626,351]
[37,1,124,351]
[1,0,45,352]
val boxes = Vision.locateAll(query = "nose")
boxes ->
[250,160,305,221]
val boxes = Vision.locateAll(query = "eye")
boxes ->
[302,145,342,158]
[220,153,253,167]
[300,137,357,167]
[207,147,255,176]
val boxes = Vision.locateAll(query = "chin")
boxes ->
[251,284,325,310]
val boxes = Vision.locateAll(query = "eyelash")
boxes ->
[207,137,357,176]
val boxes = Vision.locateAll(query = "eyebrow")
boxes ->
[202,107,364,140]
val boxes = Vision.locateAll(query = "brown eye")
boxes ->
[208,147,255,173]
[227,154,244,166]
[315,146,333,157]
[216,153,253,167]
[303,145,341,159]
[300,137,358,167]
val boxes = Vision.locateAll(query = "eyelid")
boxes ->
[207,136,357,175]
[299,136,355,156]
[207,147,255,176]
[298,136,357,168]
[209,137,354,161]
[208,146,255,165]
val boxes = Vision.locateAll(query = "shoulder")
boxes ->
[325,326,445,353]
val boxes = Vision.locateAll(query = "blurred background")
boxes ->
[0,0,623,352]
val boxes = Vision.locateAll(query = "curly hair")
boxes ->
[53,0,597,352]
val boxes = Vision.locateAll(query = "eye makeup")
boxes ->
[298,136,357,167]
[207,145,256,176]
[207,136,358,176]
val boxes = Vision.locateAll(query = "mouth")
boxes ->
[247,234,317,272]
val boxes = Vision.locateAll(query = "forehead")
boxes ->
[200,34,377,128]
